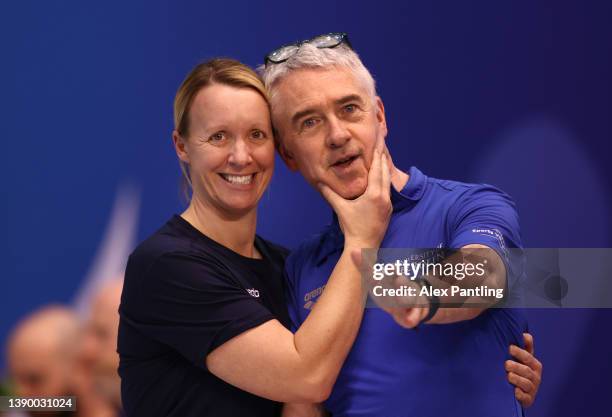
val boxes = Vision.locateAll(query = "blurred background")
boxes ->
[1,0,611,416]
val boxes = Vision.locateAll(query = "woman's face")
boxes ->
[178,84,274,216]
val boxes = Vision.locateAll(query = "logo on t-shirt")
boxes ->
[246,288,260,298]
[471,227,509,259]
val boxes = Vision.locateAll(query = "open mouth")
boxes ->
[219,173,255,185]
[332,155,359,168]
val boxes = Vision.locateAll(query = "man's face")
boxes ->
[271,66,387,199]
[9,338,72,398]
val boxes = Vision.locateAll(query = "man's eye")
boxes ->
[302,118,318,129]
[343,104,359,114]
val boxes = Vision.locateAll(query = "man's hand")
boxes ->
[382,306,429,329]
[506,332,542,407]
[364,267,431,329]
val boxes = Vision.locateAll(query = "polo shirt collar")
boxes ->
[316,166,427,265]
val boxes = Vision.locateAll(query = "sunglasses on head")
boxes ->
[264,32,352,67]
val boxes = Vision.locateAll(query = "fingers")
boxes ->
[318,183,343,212]
[375,133,385,154]
[510,345,536,369]
[507,371,535,394]
[523,332,535,355]
[374,134,390,191]
[381,144,393,175]
[505,360,535,383]
[407,307,427,327]
[514,387,534,408]
[510,344,543,378]
[381,154,390,195]
[388,308,426,329]
[506,345,541,409]
[392,309,413,328]
[365,143,383,196]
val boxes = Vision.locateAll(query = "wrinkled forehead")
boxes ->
[269,65,372,114]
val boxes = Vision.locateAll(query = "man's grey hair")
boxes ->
[258,43,377,104]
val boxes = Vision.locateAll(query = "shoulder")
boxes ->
[420,174,517,218]
[130,216,188,257]
[431,179,522,249]
[129,222,192,272]
[425,175,514,206]
[256,236,290,265]
[125,218,232,292]
[423,175,519,223]
[285,224,340,278]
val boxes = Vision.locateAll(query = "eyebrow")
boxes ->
[291,107,317,128]
[336,94,365,106]
[290,94,366,127]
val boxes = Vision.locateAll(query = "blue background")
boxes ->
[2,1,611,415]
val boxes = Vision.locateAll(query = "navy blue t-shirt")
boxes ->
[118,215,290,417]
[285,167,527,417]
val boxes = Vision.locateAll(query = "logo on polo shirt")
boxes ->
[303,285,326,310]
[246,288,260,298]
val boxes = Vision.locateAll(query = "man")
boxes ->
[260,33,541,416]
[7,306,80,417]
[80,279,124,416]
[6,305,111,417]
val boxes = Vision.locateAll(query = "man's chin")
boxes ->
[315,176,367,200]
[344,191,365,200]
[336,183,368,200]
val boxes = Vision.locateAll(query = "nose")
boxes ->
[228,138,253,167]
[326,116,351,149]
[80,332,98,363]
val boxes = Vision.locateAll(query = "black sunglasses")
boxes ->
[264,32,352,66]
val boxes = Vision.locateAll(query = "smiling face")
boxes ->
[271,66,387,199]
[174,83,274,216]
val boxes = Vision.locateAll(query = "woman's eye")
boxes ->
[208,132,226,142]
[251,130,266,140]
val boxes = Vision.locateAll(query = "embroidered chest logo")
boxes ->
[246,288,260,298]
[303,285,326,310]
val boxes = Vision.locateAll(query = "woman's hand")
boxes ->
[506,332,542,407]
[319,137,392,250]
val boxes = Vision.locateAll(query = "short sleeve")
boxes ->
[283,252,303,333]
[447,185,524,288]
[121,252,275,369]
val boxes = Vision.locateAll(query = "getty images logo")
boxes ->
[246,288,260,298]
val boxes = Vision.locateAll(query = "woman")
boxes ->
[118,58,541,417]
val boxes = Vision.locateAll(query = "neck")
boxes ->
[182,194,259,258]
[390,162,409,192]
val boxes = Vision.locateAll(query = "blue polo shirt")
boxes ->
[285,166,527,417]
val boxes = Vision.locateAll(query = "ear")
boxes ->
[374,96,388,139]
[271,113,299,171]
[276,136,299,171]
[172,130,190,164]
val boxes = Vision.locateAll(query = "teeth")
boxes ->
[336,156,354,165]
[221,174,254,185]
